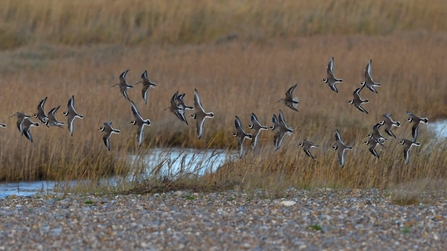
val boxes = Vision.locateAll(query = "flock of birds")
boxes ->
[1,57,428,167]
[2,69,215,152]
[9,95,83,143]
[233,57,428,167]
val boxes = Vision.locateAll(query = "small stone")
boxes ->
[174,191,184,196]
[44,199,56,206]
[0,187,445,249]
[238,206,247,212]
[50,228,62,237]
[280,201,296,206]
[405,219,415,227]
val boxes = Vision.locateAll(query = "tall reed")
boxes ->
[0,32,446,187]
[0,0,446,49]
[0,0,446,191]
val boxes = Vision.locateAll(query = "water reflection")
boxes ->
[0,181,56,198]
[0,148,232,198]
[428,120,447,138]
[128,148,231,179]
[2,121,446,199]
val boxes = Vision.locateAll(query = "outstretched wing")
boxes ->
[338,149,346,168]
[355,104,369,114]
[285,84,297,99]
[364,59,372,80]
[196,117,206,139]
[335,129,343,143]
[142,85,150,104]
[24,130,33,143]
[119,69,129,84]
[193,89,204,112]
[131,101,143,121]
[327,57,335,76]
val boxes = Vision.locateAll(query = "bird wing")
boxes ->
[285,84,297,99]
[193,89,205,112]
[327,57,335,76]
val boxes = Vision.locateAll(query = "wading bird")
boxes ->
[248,113,268,151]
[191,89,214,139]
[348,84,369,114]
[134,70,156,105]
[99,122,120,151]
[322,57,343,93]
[400,138,420,164]
[298,140,319,160]
[406,111,428,141]
[130,101,151,146]
[33,97,49,124]
[382,114,401,138]
[62,95,84,136]
[233,116,252,158]
[333,129,353,168]
[112,69,133,101]
[276,84,299,112]
[361,59,381,94]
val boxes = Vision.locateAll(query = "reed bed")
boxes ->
[0,34,446,190]
[0,0,446,193]
[0,0,446,49]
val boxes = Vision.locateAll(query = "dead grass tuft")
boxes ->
[390,178,447,205]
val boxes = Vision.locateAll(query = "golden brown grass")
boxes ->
[0,0,447,49]
[390,179,447,205]
[0,34,446,190]
[0,0,446,194]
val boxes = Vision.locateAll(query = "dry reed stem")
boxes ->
[0,0,446,49]
[0,35,446,187]
[0,1,446,191]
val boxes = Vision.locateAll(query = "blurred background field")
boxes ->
[1,0,447,48]
[0,0,446,195]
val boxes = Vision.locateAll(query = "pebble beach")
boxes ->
[0,188,446,250]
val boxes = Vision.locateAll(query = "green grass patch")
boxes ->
[183,195,195,200]
[401,226,411,234]
[308,225,323,231]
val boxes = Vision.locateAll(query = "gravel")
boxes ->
[0,188,446,250]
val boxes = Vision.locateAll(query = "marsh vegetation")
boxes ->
[0,0,446,196]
